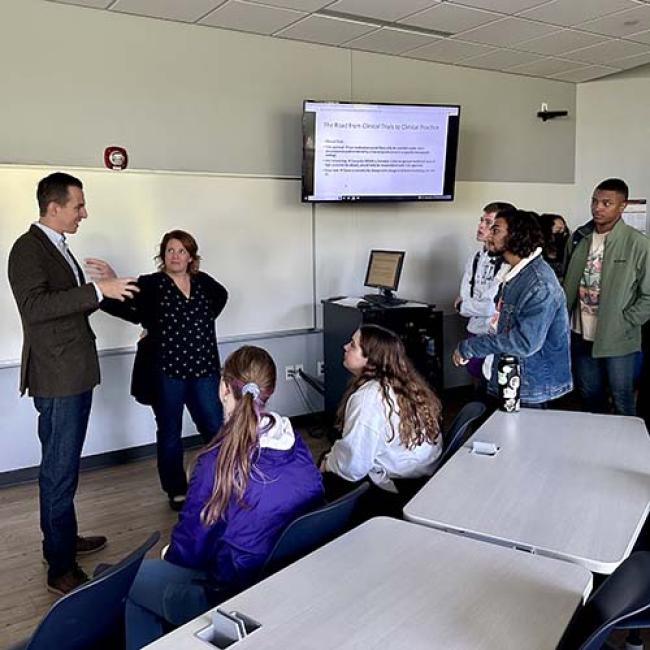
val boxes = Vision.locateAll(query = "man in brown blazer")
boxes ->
[8,172,138,595]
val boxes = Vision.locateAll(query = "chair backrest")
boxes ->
[25,531,160,650]
[558,552,650,650]
[437,401,487,468]
[261,483,369,578]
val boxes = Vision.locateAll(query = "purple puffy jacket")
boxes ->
[165,417,324,590]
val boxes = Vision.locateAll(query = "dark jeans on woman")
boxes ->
[34,390,93,579]
[152,373,223,498]
[571,333,637,416]
[126,559,210,650]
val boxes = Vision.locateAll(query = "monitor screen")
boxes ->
[302,100,460,203]
[364,250,405,292]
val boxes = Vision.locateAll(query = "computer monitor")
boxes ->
[364,250,406,304]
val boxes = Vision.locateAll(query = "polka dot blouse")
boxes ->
[157,273,224,380]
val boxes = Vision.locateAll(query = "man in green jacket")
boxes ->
[564,178,650,415]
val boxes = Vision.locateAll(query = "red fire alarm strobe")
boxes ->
[104,146,128,170]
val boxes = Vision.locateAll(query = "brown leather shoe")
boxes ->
[42,535,108,566]
[75,535,107,556]
[47,565,89,596]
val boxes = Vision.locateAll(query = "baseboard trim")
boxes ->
[0,412,330,489]
[0,434,205,488]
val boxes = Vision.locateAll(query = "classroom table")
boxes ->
[404,408,650,574]
[144,517,592,650]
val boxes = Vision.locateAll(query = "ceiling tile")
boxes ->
[519,0,640,28]
[514,29,608,55]
[506,56,588,76]
[564,38,649,64]
[200,0,305,34]
[110,0,225,22]
[625,28,650,45]
[455,16,558,46]
[576,6,650,38]
[405,37,495,63]
[462,47,542,69]
[46,0,641,83]
[446,0,549,12]
[343,27,440,55]
[245,0,333,10]
[607,49,650,68]
[399,4,502,34]
[47,0,114,7]
[325,0,440,23]
[550,64,620,82]
[275,14,376,44]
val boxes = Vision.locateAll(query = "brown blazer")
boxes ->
[7,224,100,398]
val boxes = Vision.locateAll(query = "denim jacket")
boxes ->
[458,255,572,404]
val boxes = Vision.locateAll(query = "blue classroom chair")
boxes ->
[9,532,160,650]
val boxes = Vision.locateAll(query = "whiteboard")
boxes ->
[0,166,313,363]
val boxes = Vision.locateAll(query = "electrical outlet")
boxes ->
[317,361,325,377]
[285,364,303,381]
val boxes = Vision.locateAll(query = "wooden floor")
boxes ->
[0,428,329,648]
[0,455,182,647]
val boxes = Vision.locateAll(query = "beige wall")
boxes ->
[0,0,583,471]
[1,0,575,182]
[352,52,576,183]
[574,64,650,226]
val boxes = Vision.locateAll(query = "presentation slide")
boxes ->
[303,102,460,202]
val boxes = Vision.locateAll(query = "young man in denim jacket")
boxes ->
[452,209,572,407]
[564,178,650,415]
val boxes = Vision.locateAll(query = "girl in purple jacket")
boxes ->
[125,346,324,649]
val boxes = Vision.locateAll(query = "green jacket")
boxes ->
[564,218,650,358]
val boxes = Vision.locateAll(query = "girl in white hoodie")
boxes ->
[321,324,442,514]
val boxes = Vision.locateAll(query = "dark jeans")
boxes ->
[34,390,93,579]
[126,559,209,650]
[571,334,637,416]
[151,373,223,498]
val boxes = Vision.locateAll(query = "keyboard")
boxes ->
[362,294,407,306]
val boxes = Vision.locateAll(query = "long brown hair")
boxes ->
[200,346,277,526]
[156,229,201,274]
[335,325,441,449]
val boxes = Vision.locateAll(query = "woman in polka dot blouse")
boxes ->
[100,230,228,511]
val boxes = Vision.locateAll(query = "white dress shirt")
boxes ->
[35,222,102,300]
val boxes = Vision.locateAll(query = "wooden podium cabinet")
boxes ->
[322,298,443,422]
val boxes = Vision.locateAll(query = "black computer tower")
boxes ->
[322,299,443,422]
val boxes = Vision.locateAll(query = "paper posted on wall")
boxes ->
[623,199,647,234]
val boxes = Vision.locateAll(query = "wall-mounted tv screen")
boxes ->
[302,100,460,203]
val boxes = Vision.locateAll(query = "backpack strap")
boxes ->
[469,251,481,298]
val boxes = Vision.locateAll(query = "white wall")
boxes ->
[0,168,315,362]
[574,64,650,227]
[1,0,575,183]
[0,0,580,475]
[1,334,324,474]
[351,52,576,184]
[316,181,576,316]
